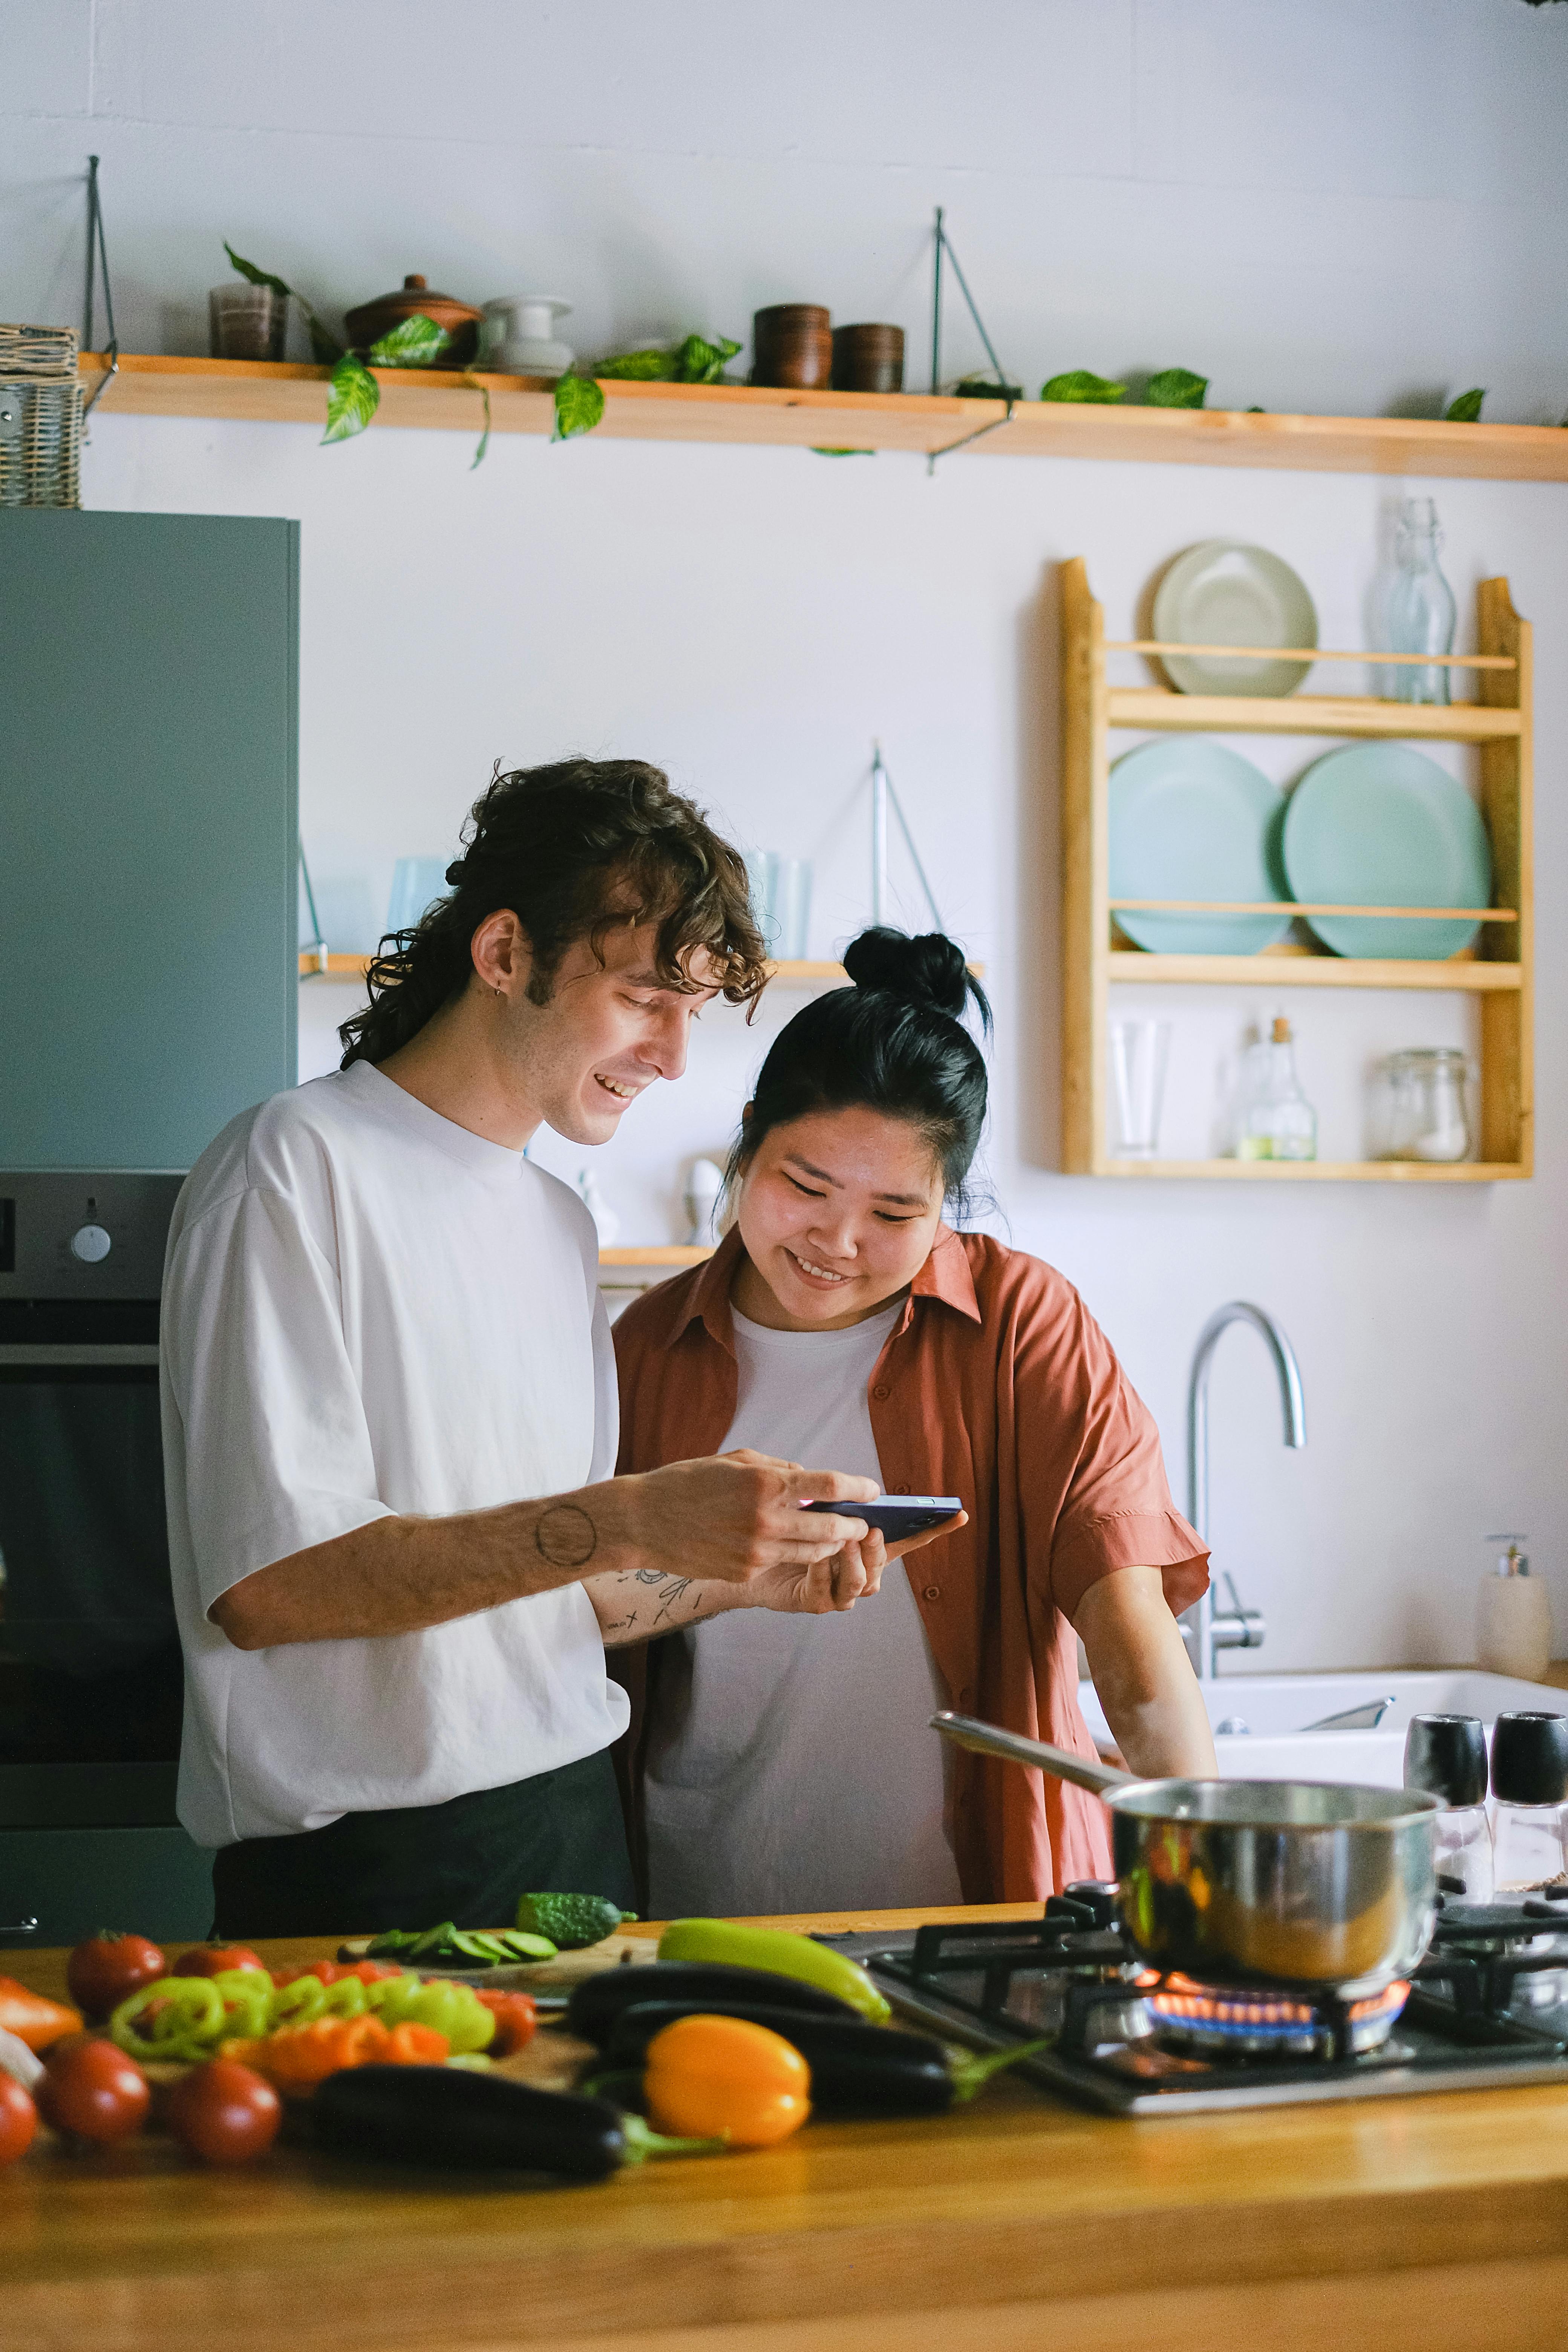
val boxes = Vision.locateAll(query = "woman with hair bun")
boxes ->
[595,928,1214,1914]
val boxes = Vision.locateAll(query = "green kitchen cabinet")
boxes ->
[0,511,299,1168]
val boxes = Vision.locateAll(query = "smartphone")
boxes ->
[803,1494,963,1539]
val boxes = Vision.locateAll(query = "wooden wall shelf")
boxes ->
[598,1245,712,1267]
[1060,558,1534,1182]
[297,953,870,985]
[80,355,1568,481]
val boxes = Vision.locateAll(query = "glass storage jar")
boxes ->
[1381,1047,1470,1162]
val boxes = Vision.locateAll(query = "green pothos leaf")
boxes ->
[674,332,741,384]
[367,313,451,368]
[322,352,380,444]
[593,348,677,381]
[464,374,492,469]
[1041,369,1126,404]
[224,243,292,300]
[553,373,606,440]
[1444,387,1485,423]
[1145,367,1208,409]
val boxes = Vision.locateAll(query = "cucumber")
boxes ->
[514,1893,637,1950]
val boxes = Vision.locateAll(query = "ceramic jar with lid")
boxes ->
[344,274,483,367]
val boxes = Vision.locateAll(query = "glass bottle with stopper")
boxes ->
[1404,1713,1491,1901]
[1384,496,1458,707]
[1238,1015,1316,1162]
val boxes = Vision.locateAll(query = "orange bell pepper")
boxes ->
[474,1989,537,2056]
[0,1976,83,2053]
[643,2014,810,2148]
[221,2012,451,2089]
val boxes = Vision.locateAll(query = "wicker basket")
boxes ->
[0,323,83,508]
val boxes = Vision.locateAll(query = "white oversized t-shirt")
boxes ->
[160,1060,629,1848]
[643,1301,963,1916]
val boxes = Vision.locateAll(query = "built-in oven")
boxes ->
[0,1172,212,1944]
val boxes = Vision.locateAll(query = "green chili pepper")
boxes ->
[319,1976,369,2020]
[110,1974,227,2064]
[656,1920,892,2024]
[270,1975,328,2026]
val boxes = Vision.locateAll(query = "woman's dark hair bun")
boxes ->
[729,925,992,1220]
[842,927,989,1031]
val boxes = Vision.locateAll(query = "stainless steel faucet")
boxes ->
[1185,1302,1306,1681]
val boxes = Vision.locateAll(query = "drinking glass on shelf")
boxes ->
[1109,1019,1171,1160]
[770,859,813,962]
[387,856,450,937]
[209,282,288,362]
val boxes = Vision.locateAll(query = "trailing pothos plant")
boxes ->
[552,332,741,440]
[224,246,492,464]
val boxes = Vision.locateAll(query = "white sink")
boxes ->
[1075,1669,1566,1790]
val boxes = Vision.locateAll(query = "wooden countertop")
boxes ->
[6,1907,1568,2352]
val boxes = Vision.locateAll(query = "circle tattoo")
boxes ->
[534,1504,598,1570]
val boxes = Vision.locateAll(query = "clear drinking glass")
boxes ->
[1109,1019,1171,1160]
[1384,497,1457,706]
[209,282,288,362]
[770,859,813,961]
[387,856,450,936]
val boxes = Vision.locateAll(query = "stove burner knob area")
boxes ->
[1062,1880,1120,1930]
[69,1222,113,1264]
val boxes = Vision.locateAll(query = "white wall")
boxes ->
[7,2,1568,1675]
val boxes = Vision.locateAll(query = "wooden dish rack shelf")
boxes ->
[1060,557,1533,1182]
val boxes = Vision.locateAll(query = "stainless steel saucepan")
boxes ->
[932,1710,1440,1996]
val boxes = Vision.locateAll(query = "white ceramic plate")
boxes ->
[1281,744,1491,959]
[1153,540,1318,697]
[1109,738,1290,954]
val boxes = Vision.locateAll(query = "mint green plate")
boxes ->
[1281,745,1491,959]
[1109,739,1289,954]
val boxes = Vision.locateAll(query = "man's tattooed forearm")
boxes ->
[534,1504,598,1569]
[652,1575,694,1625]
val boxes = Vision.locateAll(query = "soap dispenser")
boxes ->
[1476,1534,1553,1682]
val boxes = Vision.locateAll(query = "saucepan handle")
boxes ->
[930,1710,1139,1798]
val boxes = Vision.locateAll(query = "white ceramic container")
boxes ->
[480,296,574,378]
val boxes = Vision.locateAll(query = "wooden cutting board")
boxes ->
[335,1929,657,1990]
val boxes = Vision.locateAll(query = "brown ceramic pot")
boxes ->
[831,323,905,394]
[752,303,833,389]
[344,274,483,367]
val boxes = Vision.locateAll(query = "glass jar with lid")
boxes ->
[1381,1047,1470,1162]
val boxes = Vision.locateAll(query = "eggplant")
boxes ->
[311,2065,631,2177]
[566,1960,857,2049]
[597,1999,1043,2116]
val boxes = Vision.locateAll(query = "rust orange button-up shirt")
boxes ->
[612,1223,1208,1905]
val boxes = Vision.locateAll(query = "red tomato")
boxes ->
[170,1943,267,1980]
[0,2076,37,2167]
[66,1931,167,2019]
[166,2059,282,2167]
[474,1989,537,2056]
[36,2038,150,2144]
